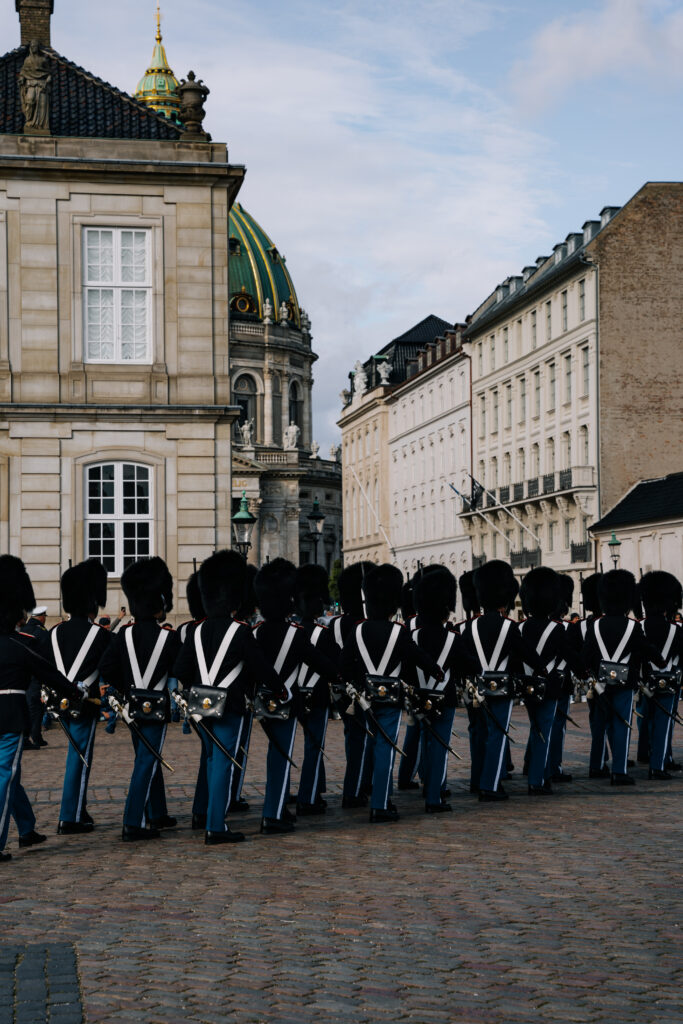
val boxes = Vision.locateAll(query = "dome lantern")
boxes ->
[134,3,181,122]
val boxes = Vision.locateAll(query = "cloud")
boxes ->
[509,0,683,113]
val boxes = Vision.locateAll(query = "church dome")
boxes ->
[133,6,181,122]
[229,203,301,329]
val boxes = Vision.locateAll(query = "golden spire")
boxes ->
[155,2,162,43]
[133,2,181,121]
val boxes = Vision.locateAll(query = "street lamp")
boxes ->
[607,530,621,569]
[231,490,256,558]
[307,497,326,565]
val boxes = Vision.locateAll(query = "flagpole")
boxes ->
[350,466,396,558]
[447,481,512,548]
[466,471,539,546]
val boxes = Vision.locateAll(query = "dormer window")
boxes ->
[229,237,242,256]
[230,289,256,315]
[268,246,280,263]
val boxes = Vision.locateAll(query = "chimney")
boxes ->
[16,0,54,47]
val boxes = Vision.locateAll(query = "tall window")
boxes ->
[490,335,496,371]
[548,521,555,552]
[530,310,537,349]
[84,228,152,363]
[233,374,258,441]
[531,442,540,476]
[580,425,589,464]
[578,278,586,321]
[272,373,282,445]
[564,518,571,549]
[289,380,303,431]
[492,390,499,433]
[503,327,509,363]
[517,448,526,480]
[533,369,541,417]
[505,383,512,428]
[519,376,526,422]
[562,430,572,468]
[546,436,555,472]
[477,343,483,376]
[503,452,511,485]
[491,456,498,487]
[582,346,590,396]
[479,395,486,437]
[545,300,552,340]
[561,290,568,332]
[564,353,572,403]
[548,361,556,410]
[85,462,153,575]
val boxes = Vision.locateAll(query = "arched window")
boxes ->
[289,379,303,430]
[85,462,153,575]
[272,373,282,445]
[233,374,258,441]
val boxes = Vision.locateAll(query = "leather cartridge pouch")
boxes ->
[598,661,629,687]
[128,689,167,722]
[187,685,228,719]
[364,674,403,708]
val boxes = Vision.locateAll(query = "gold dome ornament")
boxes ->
[134,3,182,122]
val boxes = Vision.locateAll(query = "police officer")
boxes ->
[99,557,180,840]
[47,561,110,834]
[638,571,683,779]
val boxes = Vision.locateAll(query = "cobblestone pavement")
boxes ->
[2,704,681,1024]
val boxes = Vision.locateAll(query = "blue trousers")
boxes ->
[262,717,297,820]
[636,694,651,761]
[547,694,570,777]
[666,692,679,766]
[479,698,513,793]
[397,720,422,787]
[467,704,486,791]
[342,709,371,799]
[204,713,247,833]
[123,721,168,828]
[588,696,610,772]
[297,708,329,806]
[192,742,208,817]
[606,687,635,775]
[231,712,253,804]
[370,706,402,811]
[526,699,558,787]
[59,716,97,823]
[0,734,36,851]
[648,691,676,772]
[421,706,455,806]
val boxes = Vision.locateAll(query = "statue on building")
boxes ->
[178,70,210,139]
[283,422,300,450]
[238,418,254,446]
[310,441,320,459]
[378,358,393,385]
[279,301,289,325]
[19,41,52,134]
[263,297,273,324]
[353,360,367,396]
[330,444,341,463]
[340,388,351,407]
[300,309,311,335]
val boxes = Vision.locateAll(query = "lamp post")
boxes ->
[231,491,256,559]
[607,530,621,569]
[307,497,326,565]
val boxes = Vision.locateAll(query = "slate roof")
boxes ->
[359,314,452,389]
[591,472,683,532]
[0,45,183,139]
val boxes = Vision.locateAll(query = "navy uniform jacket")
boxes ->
[296,620,339,710]
[0,631,80,736]
[173,616,281,714]
[98,619,181,699]
[412,620,479,707]
[460,611,548,677]
[328,613,363,652]
[253,620,340,698]
[339,619,443,689]
[641,616,683,675]
[582,616,663,688]
[46,617,111,700]
[519,617,585,678]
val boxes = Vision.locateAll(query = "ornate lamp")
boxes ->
[231,491,256,558]
[607,530,621,569]
[307,497,326,565]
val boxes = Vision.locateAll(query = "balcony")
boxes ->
[527,477,539,497]
[472,553,487,569]
[487,492,496,508]
[510,547,542,570]
[499,485,510,504]
[559,468,572,490]
[543,472,555,494]
[571,541,593,564]
[513,482,524,502]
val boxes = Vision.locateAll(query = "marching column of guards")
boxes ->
[0,552,681,858]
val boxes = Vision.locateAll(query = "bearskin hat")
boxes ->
[295,564,330,620]
[414,566,456,623]
[61,563,98,619]
[186,571,205,622]
[362,564,403,620]
[82,558,107,610]
[198,549,247,617]
[474,559,519,613]
[121,556,173,620]
[0,554,35,633]
[237,564,258,622]
[598,569,636,616]
[520,567,560,619]
[459,570,481,616]
[254,558,297,620]
[581,573,602,615]
[338,561,376,619]
[400,581,415,623]
[556,574,575,618]
[639,571,683,617]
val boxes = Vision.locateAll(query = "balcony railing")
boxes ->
[487,492,497,508]
[513,482,524,502]
[559,468,572,490]
[527,477,539,497]
[472,553,487,569]
[571,541,593,564]
[510,547,542,570]
[543,472,555,494]
[499,485,510,503]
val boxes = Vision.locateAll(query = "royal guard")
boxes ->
[638,572,682,779]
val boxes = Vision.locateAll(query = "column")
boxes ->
[302,372,313,449]
[281,371,290,443]
[263,368,274,445]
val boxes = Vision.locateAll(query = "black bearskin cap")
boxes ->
[338,561,375,619]
[295,564,330,620]
[474,559,519,612]
[557,574,574,617]
[61,563,98,618]
[520,567,560,619]
[237,564,258,621]
[82,558,107,610]
[198,550,247,617]
[362,564,403,620]
[581,573,602,615]
[598,569,636,616]
[459,571,480,616]
[400,581,415,623]
[254,558,297,620]
[639,571,682,617]
[0,554,35,633]
[121,556,173,619]
[414,566,456,623]
[186,572,205,622]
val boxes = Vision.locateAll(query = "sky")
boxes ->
[2,0,682,452]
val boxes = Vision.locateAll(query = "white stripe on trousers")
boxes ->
[354,730,368,798]
[492,703,513,792]
[223,716,245,817]
[140,724,167,828]
[0,736,23,842]
[75,720,97,822]
[309,709,329,804]
[382,713,402,810]
[274,722,297,821]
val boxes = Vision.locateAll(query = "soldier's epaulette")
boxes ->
[233,617,249,626]
[17,630,35,639]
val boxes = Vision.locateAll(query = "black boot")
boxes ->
[205,829,245,845]
[260,817,295,835]
[192,813,207,830]
[18,830,47,848]
[149,815,177,829]
[610,773,635,787]
[121,825,161,841]
[57,821,93,835]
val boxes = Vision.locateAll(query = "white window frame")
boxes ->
[84,461,154,576]
[83,227,153,365]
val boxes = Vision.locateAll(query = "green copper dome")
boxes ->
[134,6,181,122]
[229,203,301,329]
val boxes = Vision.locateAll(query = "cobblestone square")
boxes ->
[2,705,681,1024]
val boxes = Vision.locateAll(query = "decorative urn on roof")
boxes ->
[178,71,210,140]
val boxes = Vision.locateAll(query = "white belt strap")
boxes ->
[595,619,634,665]
[0,690,24,696]
[298,625,323,690]
[195,620,243,690]
[333,617,343,648]
[416,629,456,692]
[409,617,418,634]
[274,625,298,676]
[472,617,511,673]
[581,619,588,641]
[355,622,401,677]
[51,623,100,684]
[651,623,677,672]
[125,626,170,691]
